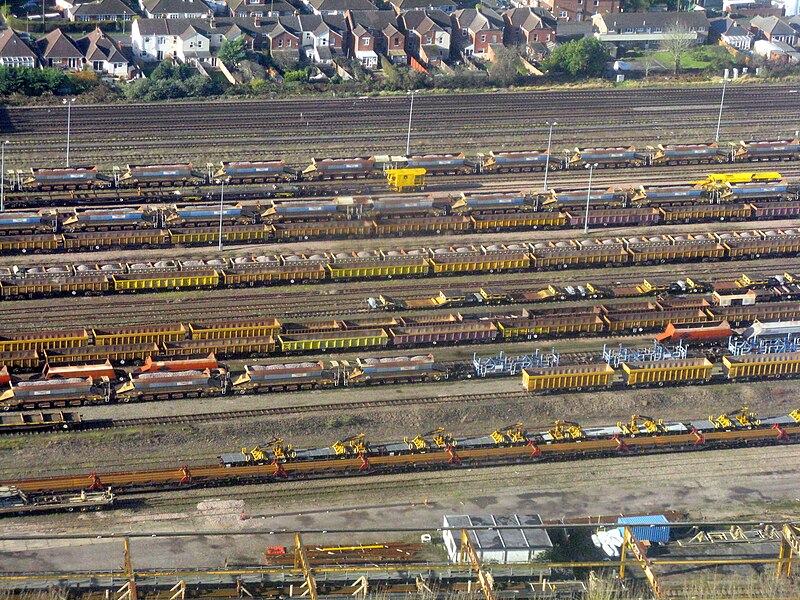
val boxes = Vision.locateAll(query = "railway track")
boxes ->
[2,85,799,169]
[0,256,796,330]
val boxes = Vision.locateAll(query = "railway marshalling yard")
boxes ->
[4,84,800,599]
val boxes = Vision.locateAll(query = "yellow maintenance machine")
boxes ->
[617,415,665,436]
[548,420,584,441]
[711,406,760,429]
[696,171,782,187]
[243,438,296,463]
[385,168,426,192]
[332,434,368,456]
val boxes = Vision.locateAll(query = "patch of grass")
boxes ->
[651,45,732,71]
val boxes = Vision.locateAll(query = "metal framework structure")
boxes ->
[472,349,560,377]
[728,333,800,356]
[602,341,686,368]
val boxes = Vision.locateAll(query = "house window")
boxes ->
[157,36,164,44]
[362,36,370,45]
[593,0,598,5]
[330,37,335,46]
[546,33,551,41]
[624,27,632,33]
[480,34,486,42]
[491,34,496,42]
[93,60,103,70]
[393,36,399,46]
[278,39,283,47]
[462,27,467,36]
[532,33,538,41]
[425,35,432,43]
[654,27,662,33]
[559,11,567,17]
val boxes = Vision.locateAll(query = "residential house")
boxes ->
[76,27,130,75]
[538,0,618,23]
[273,14,346,63]
[263,19,300,60]
[35,28,84,69]
[750,16,797,47]
[346,10,406,65]
[592,11,709,48]
[68,0,136,21]
[305,0,376,16]
[387,0,456,15]
[226,0,296,18]
[503,7,556,49]
[0,29,38,67]
[141,0,212,19]
[721,23,754,50]
[400,9,451,64]
[132,17,273,62]
[754,37,800,61]
[451,7,505,57]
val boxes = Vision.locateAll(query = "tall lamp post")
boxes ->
[543,121,557,191]
[63,98,75,167]
[715,75,728,143]
[584,163,598,235]
[216,178,230,252]
[406,90,415,157]
[1,140,8,213]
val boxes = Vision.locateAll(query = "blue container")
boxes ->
[617,515,670,543]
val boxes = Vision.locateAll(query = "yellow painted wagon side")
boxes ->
[188,319,282,340]
[326,260,429,279]
[278,329,389,353]
[622,358,713,386]
[162,336,276,357]
[0,329,89,352]
[112,270,220,291]
[723,352,800,379]
[0,235,62,253]
[93,324,187,345]
[44,343,160,365]
[0,351,40,368]
[471,213,568,230]
[522,363,615,391]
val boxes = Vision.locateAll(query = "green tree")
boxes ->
[545,37,610,78]
[488,46,524,86]
[218,37,248,69]
[284,69,309,83]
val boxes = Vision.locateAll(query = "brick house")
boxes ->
[400,9,451,63]
[35,28,84,69]
[346,10,406,66]
[538,0,618,23]
[451,7,504,57]
[264,20,300,58]
[503,7,556,48]
[750,15,797,46]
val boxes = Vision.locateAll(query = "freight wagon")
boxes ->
[232,361,339,393]
[278,329,390,353]
[347,354,446,384]
[734,139,800,162]
[162,336,276,358]
[21,167,110,191]
[118,164,204,187]
[390,322,498,347]
[650,143,729,166]
[0,377,111,410]
[114,369,229,402]
[568,146,647,168]
[302,157,379,180]
[622,358,714,386]
[43,343,160,365]
[0,212,57,235]
[403,153,475,175]
[522,363,615,392]
[480,150,557,173]
[62,209,158,232]
[214,160,298,184]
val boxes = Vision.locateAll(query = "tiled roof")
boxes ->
[0,28,37,59]
[73,0,136,16]
[35,28,83,59]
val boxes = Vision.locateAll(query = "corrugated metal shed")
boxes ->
[617,515,670,543]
